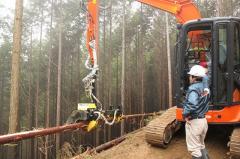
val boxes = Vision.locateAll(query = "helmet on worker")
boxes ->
[188,65,206,77]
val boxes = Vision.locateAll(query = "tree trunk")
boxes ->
[56,0,63,157]
[140,4,144,114]
[45,0,54,158]
[216,0,223,16]
[108,0,113,141]
[121,0,126,136]
[8,0,23,158]
[34,3,44,159]
[34,78,39,159]
[103,0,107,144]
[27,26,33,159]
[0,49,5,159]
[165,13,172,108]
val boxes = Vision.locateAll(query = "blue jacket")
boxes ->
[182,79,209,119]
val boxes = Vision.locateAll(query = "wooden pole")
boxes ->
[0,111,164,145]
[0,123,86,145]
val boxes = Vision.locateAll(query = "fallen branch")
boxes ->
[90,136,126,154]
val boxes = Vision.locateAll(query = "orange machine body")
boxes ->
[176,105,240,124]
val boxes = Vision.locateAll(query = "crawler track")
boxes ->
[144,106,179,147]
[229,127,240,157]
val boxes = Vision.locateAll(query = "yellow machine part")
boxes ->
[87,120,98,132]
[78,103,96,111]
[115,116,123,123]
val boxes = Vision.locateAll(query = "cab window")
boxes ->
[232,22,240,103]
[216,24,228,104]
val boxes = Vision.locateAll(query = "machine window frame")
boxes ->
[177,22,212,107]
[230,21,240,105]
[213,21,232,106]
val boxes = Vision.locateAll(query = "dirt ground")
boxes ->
[75,125,232,159]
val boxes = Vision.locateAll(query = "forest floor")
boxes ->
[73,125,233,159]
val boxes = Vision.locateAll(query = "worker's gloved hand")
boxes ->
[202,88,210,96]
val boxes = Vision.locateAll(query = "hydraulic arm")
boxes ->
[137,0,201,24]
[73,0,203,135]
[85,0,201,66]
[78,0,202,132]
[82,0,99,105]
[86,0,99,66]
[83,0,201,103]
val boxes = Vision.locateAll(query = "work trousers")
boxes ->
[185,118,208,157]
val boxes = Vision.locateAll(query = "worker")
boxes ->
[183,65,210,159]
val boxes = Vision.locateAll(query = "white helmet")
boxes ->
[188,65,206,77]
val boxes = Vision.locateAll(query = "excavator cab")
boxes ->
[176,17,240,124]
[145,17,240,156]
[174,18,240,157]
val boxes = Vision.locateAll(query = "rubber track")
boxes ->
[230,127,240,157]
[144,106,176,147]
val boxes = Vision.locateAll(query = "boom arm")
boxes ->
[137,0,201,24]
[81,0,99,104]
[85,0,201,65]
[83,0,201,103]
[86,0,99,66]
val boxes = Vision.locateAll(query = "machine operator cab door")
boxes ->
[176,18,240,123]
[213,19,240,105]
